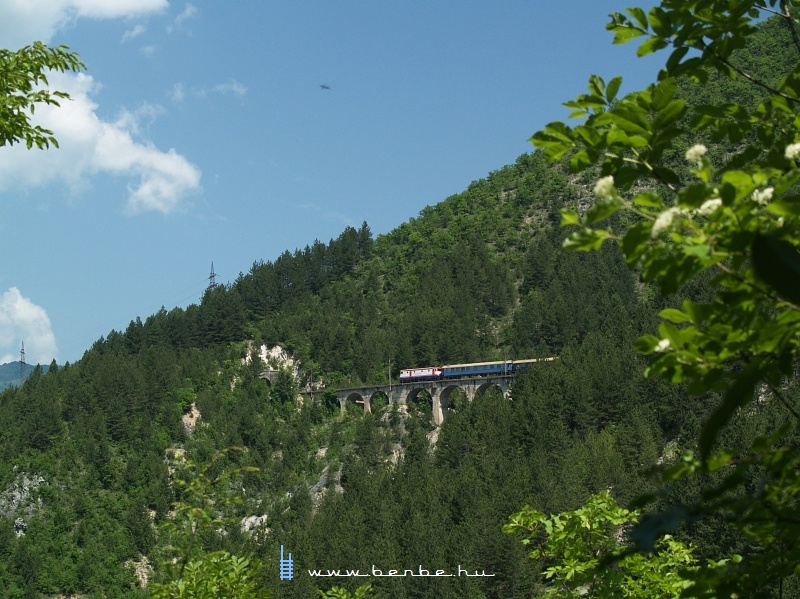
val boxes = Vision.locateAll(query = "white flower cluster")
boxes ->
[593,175,616,200]
[655,338,671,352]
[651,206,685,238]
[685,144,707,164]
[696,198,723,216]
[752,187,774,205]
[786,143,800,161]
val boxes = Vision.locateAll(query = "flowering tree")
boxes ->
[525,1,800,596]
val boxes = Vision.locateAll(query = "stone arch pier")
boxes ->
[336,375,512,425]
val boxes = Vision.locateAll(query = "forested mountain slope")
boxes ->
[0,15,796,599]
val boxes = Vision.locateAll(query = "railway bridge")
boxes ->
[336,375,514,425]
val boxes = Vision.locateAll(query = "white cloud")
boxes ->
[186,80,248,100]
[114,102,166,135]
[168,2,197,33]
[176,3,197,24]
[212,79,248,97]
[0,72,202,215]
[170,82,186,102]
[0,0,167,49]
[121,23,146,43]
[0,287,58,365]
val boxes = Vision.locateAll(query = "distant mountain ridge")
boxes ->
[0,362,43,391]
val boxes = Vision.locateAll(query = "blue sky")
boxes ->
[0,1,661,365]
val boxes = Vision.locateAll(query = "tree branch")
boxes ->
[699,39,800,104]
[780,0,800,57]
[764,379,800,421]
[755,4,784,17]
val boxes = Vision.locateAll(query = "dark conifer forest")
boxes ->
[0,15,798,599]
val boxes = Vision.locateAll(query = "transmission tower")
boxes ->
[208,262,218,291]
[19,341,25,381]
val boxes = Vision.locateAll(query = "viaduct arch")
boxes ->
[336,375,512,425]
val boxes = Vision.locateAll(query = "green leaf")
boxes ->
[569,150,593,172]
[597,108,651,137]
[611,25,647,45]
[560,209,580,226]
[678,183,712,209]
[652,165,681,186]
[721,170,758,201]
[632,506,690,552]
[588,74,605,98]
[767,196,800,217]
[659,308,691,323]
[664,46,689,74]
[638,35,669,57]
[563,228,612,251]
[635,334,660,353]
[621,221,652,265]
[607,128,649,148]
[654,99,686,127]
[652,77,678,111]
[752,233,800,305]
[606,76,622,103]
[585,201,621,225]
[699,360,763,460]
[648,6,671,37]
[627,7,649,29]
[632,191,663,208]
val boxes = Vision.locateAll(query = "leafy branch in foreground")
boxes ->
[317,582,375,599]
[148,448,266,599]
[0,41,85,149]
[519,0,800,596]
[504,491,697,598]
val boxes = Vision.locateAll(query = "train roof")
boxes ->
[442,360,510,369]
[512,357,557,364]
[442,358,557,369]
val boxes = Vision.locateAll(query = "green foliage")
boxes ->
[505,491,696,598]
[149,450,265,598]
[317,582,375,599]
[0,41,84,149]
[149,553,261,599]
[528,0,800,596]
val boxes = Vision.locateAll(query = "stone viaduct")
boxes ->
[335,375,514,425]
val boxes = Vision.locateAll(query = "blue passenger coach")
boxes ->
[441,358,556,379]
[399,358,557,382]
[442,360,513,378]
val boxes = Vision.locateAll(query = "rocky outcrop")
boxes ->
[182,402,201,434]
[0,470,46,536]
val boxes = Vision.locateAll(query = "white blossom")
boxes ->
[696,198,723,216]
[752,187,774,205]
[786,143,800,160]
[651,206,683,238]
[655,338,671,352]
[593,175,616,200]
[685,144,707,164]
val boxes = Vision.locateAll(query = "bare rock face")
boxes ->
[125,554,152,588]
[242,343,300,377]
[0,471,46,533]
[13,517,26,537]
[242,342,323,395]
[240,515,270,540]
[182,402,201,434]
